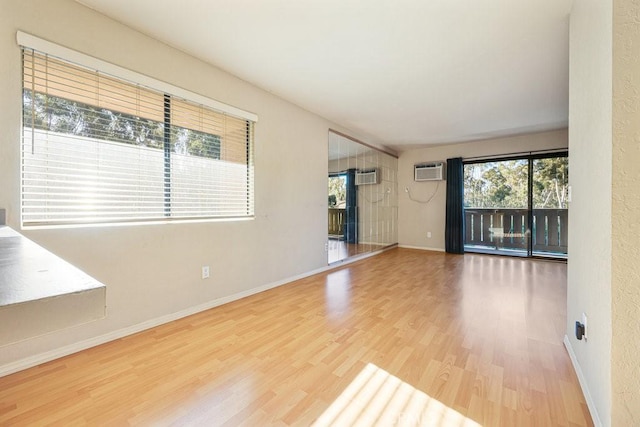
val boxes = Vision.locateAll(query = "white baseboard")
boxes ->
[0,261,357,378]
[328,244,397,267]
[357,241,392,246]
[563,335,602,427]
[398,244,445,252]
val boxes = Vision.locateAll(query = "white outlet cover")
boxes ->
[582,312,588,339]
[202,266,210,279]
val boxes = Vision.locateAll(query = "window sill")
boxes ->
[21,215,255,231]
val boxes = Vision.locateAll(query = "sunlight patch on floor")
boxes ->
[313,363,481,427]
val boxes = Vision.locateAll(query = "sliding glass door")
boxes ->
[464,159,530,256]
[532,157,569,257]
[463,153,568,258]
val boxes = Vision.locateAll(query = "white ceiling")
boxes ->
[77,0,573,152]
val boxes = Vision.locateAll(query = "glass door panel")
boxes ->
[463,159,530,256]
[532,156,569,258]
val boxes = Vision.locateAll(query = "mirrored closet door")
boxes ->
[327,131,398,264]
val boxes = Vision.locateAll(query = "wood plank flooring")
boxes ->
[0,248,592,426]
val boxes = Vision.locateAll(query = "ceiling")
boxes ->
[77,0,573,152]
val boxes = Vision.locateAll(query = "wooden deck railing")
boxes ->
[464,208,568,255]
[328,208,346,236]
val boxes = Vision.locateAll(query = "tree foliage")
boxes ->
[23,91,220,159]
[532,157,569,209]
[464,157,568,209]
[328,175,346,207]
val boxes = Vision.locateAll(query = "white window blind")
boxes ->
[21,46,255,226]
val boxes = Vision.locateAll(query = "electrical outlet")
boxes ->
[427,231,432,238]
[202,266,210,279]
[575,321,585,340]
[582,312,588,340]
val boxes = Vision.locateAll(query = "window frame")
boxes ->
[18,32,258,228]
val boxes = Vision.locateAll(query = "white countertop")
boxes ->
[0,224,105,308]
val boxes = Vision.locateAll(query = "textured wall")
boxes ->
[612,0,640,423]
[567,1,613,424]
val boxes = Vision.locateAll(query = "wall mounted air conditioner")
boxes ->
[355,169,380,185]
[415,162,445,181]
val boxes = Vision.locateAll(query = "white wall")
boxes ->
[0,0,382,370]
[397,129,568,251]
[567,0,613,425]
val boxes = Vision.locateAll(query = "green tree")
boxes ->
[464,157,568,209]
[328,176,346,207]
[533,157,569,208]
[23,90,222,159]
[464,160,528,208]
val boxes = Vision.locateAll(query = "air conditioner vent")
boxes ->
[355,169,380,185]
[415,162,445,181]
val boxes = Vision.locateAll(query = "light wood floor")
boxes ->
[0,248,592,426]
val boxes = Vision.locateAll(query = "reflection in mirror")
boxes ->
[328,131,398,264]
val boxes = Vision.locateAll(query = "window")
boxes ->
[20,34,256,227]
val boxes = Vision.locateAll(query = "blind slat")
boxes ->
[22,48,255,226]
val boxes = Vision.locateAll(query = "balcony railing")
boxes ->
[464,208,568,256]
[328,208,346,237]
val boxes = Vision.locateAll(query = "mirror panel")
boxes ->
[328,131,398,263]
